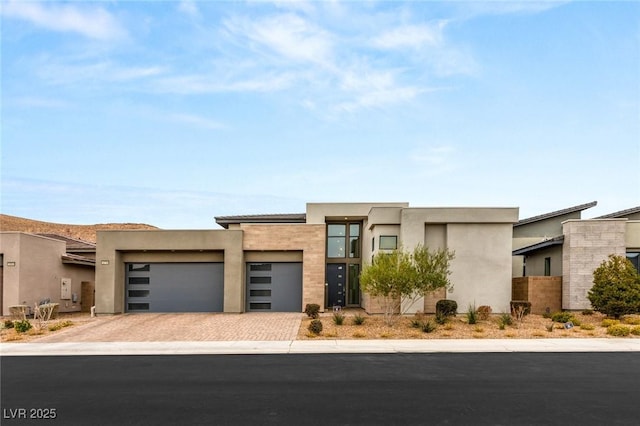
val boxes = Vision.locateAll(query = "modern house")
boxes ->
[513,204,640,313]
[95,202,519,315]
[0,232,96,316]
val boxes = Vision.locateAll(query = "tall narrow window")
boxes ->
[327,224,347,258]
[544,257,551,276]
[349,223,361,258]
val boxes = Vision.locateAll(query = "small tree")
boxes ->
[360,245,455,325]
[588,255,640,319]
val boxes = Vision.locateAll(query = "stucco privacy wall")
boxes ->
[399,208,519,314]
[96,230,243,314]
[561,219,627,310]
[0,233,93,315]
[241,224,326,310]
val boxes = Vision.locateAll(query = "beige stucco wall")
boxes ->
[306,202,408,224]
[241,224,325,311]
[562,219,627,310]
[96,230,244,314]
[0,233,93,316]
[522,245,563,277]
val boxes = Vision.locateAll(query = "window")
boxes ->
[349,223,361,258]
[327,224,347,258]
[544,257,551,276]
[627,252,640,273]
[379,235,398,250]
[128,264,150,272]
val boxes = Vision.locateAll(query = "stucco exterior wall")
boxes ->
[523,245,563,277]
[306,202,408,224]
[562,219,627,310]
[0,233,93,316]
[241,224,326,311]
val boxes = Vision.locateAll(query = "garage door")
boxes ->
[246,263,302,312]
[125,263,224,313]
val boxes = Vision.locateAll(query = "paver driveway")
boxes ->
[31,313,303,343]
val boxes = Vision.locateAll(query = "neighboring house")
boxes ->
[95,202,519,315]
[512,205,640,313]
[0,232,96,316]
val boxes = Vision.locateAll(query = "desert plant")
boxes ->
[607,324,631,337]
[304,304,321,319]
[436,299,457,317]
[551,311,574,323]
[477,305,492,320]
[510,301,531,318]
[582,309,594,316]
[545,322,554,332]
[352,313,366,325]
[421,320,437,333]
[580,324,595,331]
[623,316,640,325]
[308,319,323,335]
[4,319,14,329]
[410,318,423,329]
[434,311,448,325]
[466,304,478,325]
[332,312,345,325]
[498,313,513,330]
[13,319,32,333]
[631,326,640,336]
[588,255,640,319]
[602,319,620,327]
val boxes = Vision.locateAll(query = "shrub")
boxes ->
[477,305,492,320]
[304,304,321,319]
[421,320,437,333]
[436,299,457,317]
[510,301,531,317]
[466,304,478,325]
[582,309,594,316]
[13,320,32,333]
[623,316,640,325]
[631,326,640,336]
[332,312,345,325]
[588,255,640,319]
[602,319,620,327]
[498,313,513,330]
[4,319,14,329]
[308,319,323,335]
[434,311,448,325]
[551,311,574,323]
[580,324,595,331]
[352,313,366,325]
[410,319,423,329]
[607,324,631,337]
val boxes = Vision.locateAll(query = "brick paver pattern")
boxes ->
[32,313,302,343]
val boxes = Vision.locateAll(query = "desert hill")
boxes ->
[0,214,158,243]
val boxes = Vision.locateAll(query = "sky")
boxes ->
[1,0,639,229]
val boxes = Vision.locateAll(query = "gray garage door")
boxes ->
[125,263,224,313]
[246,263,302,312]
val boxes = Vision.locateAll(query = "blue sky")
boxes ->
[1,0,639,229]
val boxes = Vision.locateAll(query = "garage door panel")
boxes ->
[125,263,223,313]
[246,263,302,312]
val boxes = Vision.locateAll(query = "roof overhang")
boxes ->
[61,254,96,267]
[512,235,564,256]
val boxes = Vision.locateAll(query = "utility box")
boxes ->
[61,278,72,300]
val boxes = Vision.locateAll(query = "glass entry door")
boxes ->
[326,222,362,307]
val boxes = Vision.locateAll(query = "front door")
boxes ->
[326,263,346,308]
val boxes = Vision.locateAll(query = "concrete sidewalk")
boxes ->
[2,338,640,356]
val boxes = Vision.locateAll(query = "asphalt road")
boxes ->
[2,353,639,425]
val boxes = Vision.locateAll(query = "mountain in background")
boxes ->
[0,214,158,243]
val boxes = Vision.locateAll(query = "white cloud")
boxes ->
[2,1,126,40]
[178,0,200,19]
[224,13,334,66]
[373,21,448,50]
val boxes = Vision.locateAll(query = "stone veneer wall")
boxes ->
[241,224,326,312]
[512,276,562,315]
[562,219,627,310]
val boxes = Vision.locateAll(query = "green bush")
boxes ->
[4,319,14,329]
[434,311,448,325]
[352,313,366,325]
[410,318,422,329]
[588,255,640,319]
[498,313,513,330]
[421,320,437,333]
[332,312,345,325]
[631,326,640,336]
[304,304,321,319]
[607,324,631,337]
[581,309,594,316]
[436,299,457,317]
[13,320,32,333]
[308,319,323,335]
[466,304,478,325]
[477,305,492,320]
[551,311,575,323]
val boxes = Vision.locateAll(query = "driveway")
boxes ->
[31,313,303,343]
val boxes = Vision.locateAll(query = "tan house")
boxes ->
[0,232,96,316]
[95,202,519,315]
[512,204,640,313]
